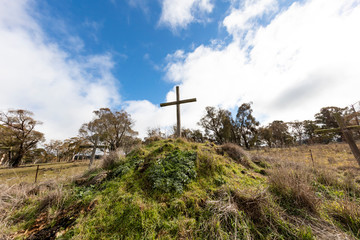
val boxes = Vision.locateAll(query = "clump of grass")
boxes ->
[343,171,360,197]
[220,143,252,168]
[268,163,319,213]
[101,150,125,170]
[196,150,217,176]
[202,187,305,239]
[314,168,341,187]
[327,199,360,238]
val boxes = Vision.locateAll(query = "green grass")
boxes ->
[2,139,360,239]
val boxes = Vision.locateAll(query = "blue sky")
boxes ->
[34,0,235,103]
[1,0,360,140]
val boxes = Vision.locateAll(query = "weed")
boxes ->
[146,150,197,194]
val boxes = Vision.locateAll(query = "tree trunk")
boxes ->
[242,134,250,150]
[10,153,23,168]
[89,136,99,168]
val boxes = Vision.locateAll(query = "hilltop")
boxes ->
[2,139,360,239]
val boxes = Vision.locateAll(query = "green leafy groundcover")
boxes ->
[147,150,197,194]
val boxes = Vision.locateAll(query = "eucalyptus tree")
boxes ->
[0,109,44,167]
[198,106,233,144]
[233,102,259,149]
[79,108,138,151]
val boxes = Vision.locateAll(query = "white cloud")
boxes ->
[159,0,214,31]
[127,0,360,135]
[0,0,121,140]
[223,0,278,37]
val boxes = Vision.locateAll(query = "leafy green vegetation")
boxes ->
[146,150,197,194]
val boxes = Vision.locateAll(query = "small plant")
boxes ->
[146,150,197,194]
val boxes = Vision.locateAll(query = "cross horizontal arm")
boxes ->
[79,145,107,149]
[160,98,197,107]
[315,128,341,134]
[315,125,360,134]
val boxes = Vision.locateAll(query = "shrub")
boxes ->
[146,150,197,194]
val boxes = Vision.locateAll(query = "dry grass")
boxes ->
[220,143,252,168]
[0,180,65,236]
[268,162,320,213]
[100,150,125,170]
[253,142,360,169]
[0,161,90,186]
[327,199,360,238]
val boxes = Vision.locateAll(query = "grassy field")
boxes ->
[253,142,360,170]
[0,161,92,186]
[1,141,360,239]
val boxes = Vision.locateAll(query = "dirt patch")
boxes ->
[12,200,97,240]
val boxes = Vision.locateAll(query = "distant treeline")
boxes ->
[0,104,358,167]
[147,103,358,149]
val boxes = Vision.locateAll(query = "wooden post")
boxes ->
[8,147,12,163]
[89,135,99,168]
[315,113,360,166]
[176,86,181,138]
[351,104,360,136]
[309,149,315,168]
[34,165,40,183]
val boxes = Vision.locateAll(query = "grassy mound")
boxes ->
[3,139,360,239]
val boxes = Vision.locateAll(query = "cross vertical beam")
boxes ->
[176,86,181,138]
[160,86,197,138]
[315,113,360,166]
[334,114,360,166]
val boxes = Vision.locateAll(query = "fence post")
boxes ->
[309,149,315,168]
[34,165,40,183]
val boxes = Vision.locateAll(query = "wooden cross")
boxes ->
[160,86,197,138]
[316,113,360,166]
[79,135,107,168]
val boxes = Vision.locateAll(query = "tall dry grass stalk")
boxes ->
[268,161,320,213]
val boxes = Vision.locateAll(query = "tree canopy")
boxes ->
[0,109,44,167]
[79,108,138,151]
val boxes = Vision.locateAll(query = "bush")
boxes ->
[146,150,197,194]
